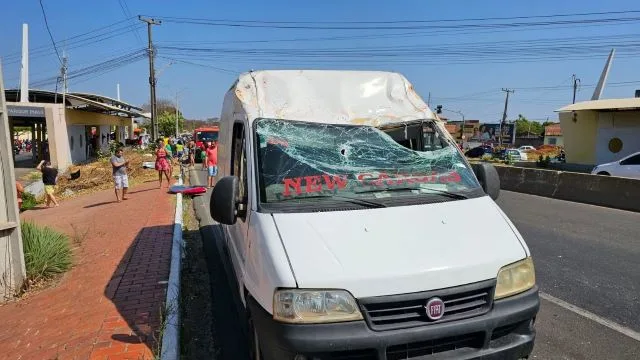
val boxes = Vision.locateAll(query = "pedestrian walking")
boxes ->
[155,139,172,189]
[201,142,209,171]
[206,141,218,188]
[37,160,59,207]
[188,141,196,167]
[111,147,130,202]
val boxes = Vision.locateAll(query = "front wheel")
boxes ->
[597,171,610,176]
[247,312,263,360]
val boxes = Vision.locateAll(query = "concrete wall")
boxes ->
[544,135,564,146]
[595,111,640,165]
[67,125,87,163]
[559,110,598,166]
[496,165,640,212]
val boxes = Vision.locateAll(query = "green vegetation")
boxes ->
[515,114,556,137]
[27,171,42,181]
[20,192,39,211]
[20,221,72,283]
[537,154,552,168]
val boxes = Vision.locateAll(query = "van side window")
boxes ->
[231,123,248,211]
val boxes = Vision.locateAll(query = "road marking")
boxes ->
[540,292,640,342]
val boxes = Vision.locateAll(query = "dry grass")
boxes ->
[522,145,562,161]
[54,149,169,199]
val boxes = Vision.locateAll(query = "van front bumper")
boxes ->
[249,286,539,360]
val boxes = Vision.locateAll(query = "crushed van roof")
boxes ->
[230,70,436,126]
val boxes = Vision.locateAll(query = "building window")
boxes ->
[70,135,74,150]
[548,137,557,145]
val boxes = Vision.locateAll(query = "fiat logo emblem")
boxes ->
[425,297,445,320]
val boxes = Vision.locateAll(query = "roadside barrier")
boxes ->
[495,165,640,212]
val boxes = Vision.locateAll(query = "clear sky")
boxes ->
[2,0,639,122]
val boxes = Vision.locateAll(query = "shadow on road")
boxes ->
[103,224,173,353]
[196,223,250,360]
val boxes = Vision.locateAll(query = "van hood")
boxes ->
[272,196,527,298]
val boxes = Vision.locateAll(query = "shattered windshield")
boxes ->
[255,118,482,208]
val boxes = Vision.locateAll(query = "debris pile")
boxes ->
[55,149,159,197]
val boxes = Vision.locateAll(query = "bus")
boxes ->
[193,126,219,162]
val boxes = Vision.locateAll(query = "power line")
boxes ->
[151,9,640,25]
[118,0,143,44]
[157,56,238,74]
[38,0,62,64]
[153,13,640,30]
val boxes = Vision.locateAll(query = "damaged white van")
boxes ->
[210,70,539,360]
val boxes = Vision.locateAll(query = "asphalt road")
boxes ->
[192,168,640,359]
[497,190,640,359]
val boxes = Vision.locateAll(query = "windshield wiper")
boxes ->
[355,186,468,200]
[276,194,386,208]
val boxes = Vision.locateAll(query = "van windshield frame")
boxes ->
[252,118,484,213]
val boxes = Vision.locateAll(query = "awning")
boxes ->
[556,98,640,112]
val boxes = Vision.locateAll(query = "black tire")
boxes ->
[247,310,263,360]
[597,171,610,176]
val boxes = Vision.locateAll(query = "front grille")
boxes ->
[319,349,377,360]
[359,280,495,331]
[386,332,484,360]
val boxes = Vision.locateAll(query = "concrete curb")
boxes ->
[160,175,183,360]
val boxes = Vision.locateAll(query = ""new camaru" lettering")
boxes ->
[282,172,461,196]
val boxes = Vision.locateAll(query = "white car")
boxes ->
[591,151,640,179]
[506,148,528,161]
[518,145,536,152]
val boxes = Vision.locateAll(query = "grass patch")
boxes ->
[21,192,39,211]
[27,171,42,181]
[20,221,73,284]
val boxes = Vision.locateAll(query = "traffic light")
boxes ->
[436,105,442,114]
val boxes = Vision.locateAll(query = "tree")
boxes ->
[141,98,176,115]
[157,110,185,137]
[514,114,543,137]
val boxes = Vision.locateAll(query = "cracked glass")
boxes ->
[255,118,482,206]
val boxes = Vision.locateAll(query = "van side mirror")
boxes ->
[471,163,500,200]
[210,176,239,225]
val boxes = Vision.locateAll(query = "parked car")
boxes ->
[518,145,536,152]
[505,148,528,161]
[209,70,539,360]
[591,151,640,179]
[465,146,488,158]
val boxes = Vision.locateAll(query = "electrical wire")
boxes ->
[38,0,62,64]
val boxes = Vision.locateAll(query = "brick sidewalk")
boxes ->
[0,181,175,360]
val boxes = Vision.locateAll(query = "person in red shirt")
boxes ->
[206,141,218,188]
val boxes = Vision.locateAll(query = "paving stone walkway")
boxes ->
[0,180,175,360]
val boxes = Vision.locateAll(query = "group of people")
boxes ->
[13,138,219,210]
[153,138,218,189]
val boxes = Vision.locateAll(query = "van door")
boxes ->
[226,122,250,294]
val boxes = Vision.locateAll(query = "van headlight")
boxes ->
[273,289,363,323]
[494,257,536,300]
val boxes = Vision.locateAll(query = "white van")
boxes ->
[210,70,539,360]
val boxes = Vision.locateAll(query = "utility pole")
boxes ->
[139,16,161,140]
[61,55,68,109]
[571,74,581,104]
[500,88,515,147]
[175,92,179,138]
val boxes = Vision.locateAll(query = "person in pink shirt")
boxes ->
[206,141,218,188]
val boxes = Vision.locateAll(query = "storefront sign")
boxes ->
[7,105,45,118]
